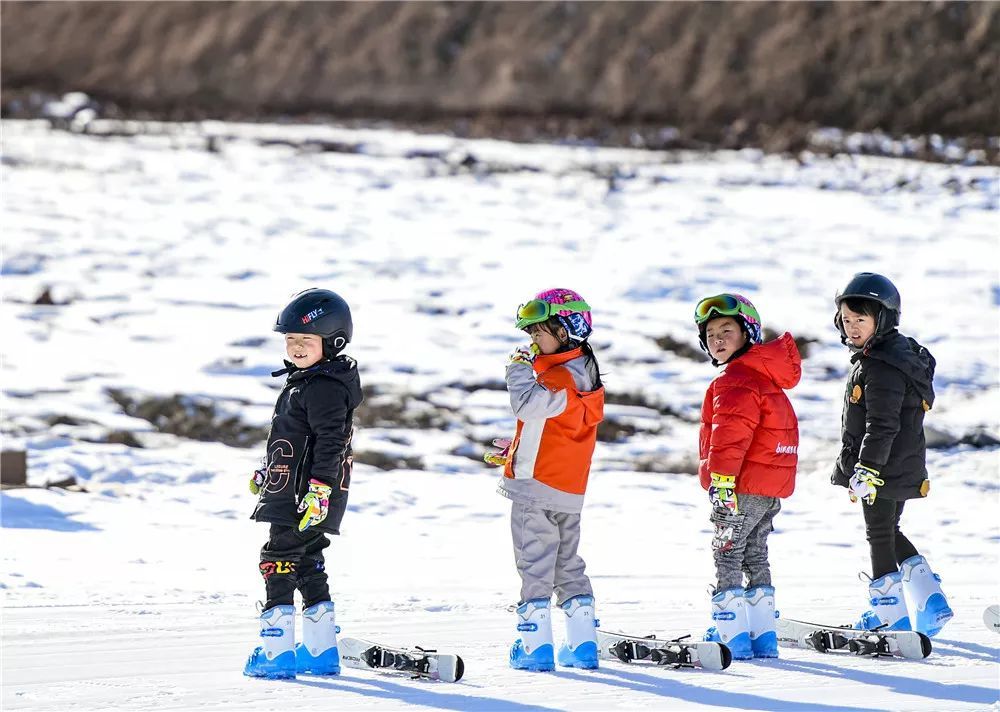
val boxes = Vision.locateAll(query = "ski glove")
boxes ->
[509,344,539,367]
[709,472,739,514]
[484,438,512,467]
[297,479,333,532]
[849,464,885,505]
[249,466,267,495]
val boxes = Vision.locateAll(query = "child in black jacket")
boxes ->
[244,289,364,679]
[832,272,953,638]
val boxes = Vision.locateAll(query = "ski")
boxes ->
[338,637,465,682]
[596,630,732,671]
[984,604,1000,636]
[775,617,931,660]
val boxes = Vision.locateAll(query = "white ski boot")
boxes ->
[745,586,778,658]
[556,595,599,669]
[244,604,296,679]
[900,555,953,637]
[855,571,910,631]
[510,598,555,671]
[296,601,340,675]
[704,587,752,660]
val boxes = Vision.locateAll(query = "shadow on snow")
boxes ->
[289,675,563,712]
[557,665,882,712]
[0,493,100,532]
[768,657,998,706]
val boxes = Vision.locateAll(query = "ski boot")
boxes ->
[244,604,297,679]
[900,555,953,637]
[704,587,752,660]
[556,594,599,669]
[745,586,778,658]
[296,601,341,675]
[854,571,911,631]
[510,598,555,671]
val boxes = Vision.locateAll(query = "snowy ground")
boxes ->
[2,119,998,710]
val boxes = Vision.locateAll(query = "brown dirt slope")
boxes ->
[2,1,997,141]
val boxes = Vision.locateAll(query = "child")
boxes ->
[244,288,364,679]
[694,293,801,660]
[832,272,953,637]
[485,288,605,672]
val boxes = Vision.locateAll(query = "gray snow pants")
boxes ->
[511,502,593,605]
[711,493,781,592]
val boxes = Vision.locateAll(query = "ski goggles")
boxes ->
[515,299,590,330]
[694,294,743,325]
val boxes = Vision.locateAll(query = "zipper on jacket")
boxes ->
[294,435,312,504]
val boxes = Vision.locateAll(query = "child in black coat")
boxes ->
[832,272,953,638]
[244,289,364,679]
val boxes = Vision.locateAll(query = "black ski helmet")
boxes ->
[274,288,353,358]
[834,272,901,343]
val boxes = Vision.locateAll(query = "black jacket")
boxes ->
[832,331,936,500]
[251,356,364,534]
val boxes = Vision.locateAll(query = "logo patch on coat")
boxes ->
[775,443,797,455]
[849,384,862,404]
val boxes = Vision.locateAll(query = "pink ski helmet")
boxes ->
[515,288,593,342]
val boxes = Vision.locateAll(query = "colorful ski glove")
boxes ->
[848,464,884,505]
[709,472,739,514]
[297,479,333,531]
[509,343,540,366]
[484,438,512,467]
[249,465,267,495]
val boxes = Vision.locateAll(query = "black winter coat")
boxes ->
[251,356,364,534]
[832,331,936,500]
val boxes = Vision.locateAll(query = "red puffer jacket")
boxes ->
[699,333,802,498]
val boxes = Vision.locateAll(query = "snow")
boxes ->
[2,119,999,710]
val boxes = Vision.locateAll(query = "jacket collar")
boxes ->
[533,346,583,374]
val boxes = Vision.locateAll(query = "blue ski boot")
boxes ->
[705,587,752,660]
[296,601,341,675]
[745,586,778,658]
[900,555,953,637]
[244,604,296,679]
[510,598,555,671]
[854,571,911,631]
[556,595,599,669]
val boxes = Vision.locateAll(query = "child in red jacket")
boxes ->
[694,293,801,660]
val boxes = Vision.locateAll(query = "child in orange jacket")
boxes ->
[485,288,605,672]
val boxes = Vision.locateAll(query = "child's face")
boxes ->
[839,304,876,347]
[704,316,747,363]
[285,333,324,368]
[525,322,567,355]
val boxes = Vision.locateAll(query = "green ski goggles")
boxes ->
[694,294,760,326]
[515,299,591,330]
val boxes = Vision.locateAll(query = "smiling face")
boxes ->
[839,303,877,348]
[704,316,748,364]
[285,333,324,368]
[525,321,568,355]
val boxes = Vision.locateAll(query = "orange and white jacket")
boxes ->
[497,348,605,514]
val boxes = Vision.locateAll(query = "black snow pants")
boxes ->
[862,497,919,579]
[259,524,331,610]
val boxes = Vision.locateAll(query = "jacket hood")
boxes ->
[729,332,802,390]
[857,332,936,408]
[534,347,604,427]
[578,386,605,427]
